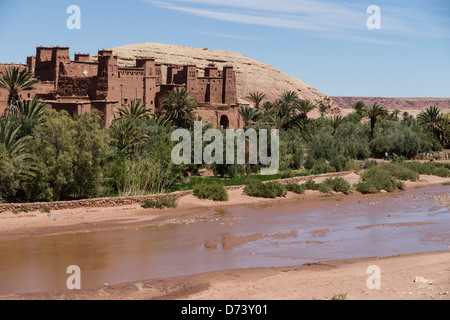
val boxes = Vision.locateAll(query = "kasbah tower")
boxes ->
[0,46,243,128]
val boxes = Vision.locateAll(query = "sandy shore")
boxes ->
[0,172,449,300]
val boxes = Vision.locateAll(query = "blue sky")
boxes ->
[0,0,449,97]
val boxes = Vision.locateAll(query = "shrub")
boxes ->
[320,177,352,195]
[285,183,306,194]
[356,166,405,193]
[281,170,296,179]
[141,197,178,209]
[391,153,407,163]
[330,155,347,172]
[363,160,378,169]
[345,159,361,172]
[40,206,51,213]
[244,180,287,198]
[328,177,352,194]
[380,163,419,181]
[304,179,320,190]
[312,160,335,174]
[303,156,315,170]
[354,181,378,194]
[318,182,333,194]
[403,162,449,177]
[193,182,229,201]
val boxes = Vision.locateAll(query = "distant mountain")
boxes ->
[332,96,450,116]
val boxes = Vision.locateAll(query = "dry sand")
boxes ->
[0,172,449,300]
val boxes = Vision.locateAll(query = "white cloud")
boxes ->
[143,0,450,42]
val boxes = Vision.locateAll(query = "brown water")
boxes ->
[0,186,449,295]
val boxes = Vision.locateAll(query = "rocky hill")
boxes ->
[332,96,450,116]
[94,43,336,110]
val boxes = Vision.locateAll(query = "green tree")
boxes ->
[0,119,36,201]
[116,98,152,122]
[418,106,446,144]
[245,92,266,110]
[280,91,299,105]
[296,99,316,120]
[17,97,47,137]
[0,66,38,119]
[352,101,367,116]
[390,109,401,121]
[30,109,111,201]
[161,87,197,129]
[109,118,148,151]
[318,103,329,118]
[238,105,259,126]
[330,115,343,136]
[366,103,389,140]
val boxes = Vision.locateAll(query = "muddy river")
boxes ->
[0,186,449,295]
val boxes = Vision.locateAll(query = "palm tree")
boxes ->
[402,111,413,122]
[0,66,38,119]
[0,118,36,179]
[116,98,152,122]
[245,92,266,110]
[296,99,316,120]
[161,87,197,129]
[109,118,148,150]
[352,101,367,116]
[17,97,47,125]
[330,115,343,135]
[261,101,273,114]
[238,106,259,127]
[268,113,289,130]
[318,103,329,118]
[280,91,299,105]
[390,109,401,121]
[366,103,389,140]
[418,106,444,142]
[0,119,32,158]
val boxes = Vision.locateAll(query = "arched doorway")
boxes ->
[220,115,229,129]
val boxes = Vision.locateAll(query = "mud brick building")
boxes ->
[0,46,243,128]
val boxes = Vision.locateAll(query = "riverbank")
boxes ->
[0,172,449,241]
[2,250,449,300]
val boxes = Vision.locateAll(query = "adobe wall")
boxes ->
[57,76,93,97]
[117,68,145,105]
[0,46,242,128]
[61,61,98,78]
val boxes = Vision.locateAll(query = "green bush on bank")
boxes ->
[243,179,287,198]
[355,166,406,194]
[193,182,229,201]
[141,197,178,209]
[320,177,352,195]
[285,183,306,194]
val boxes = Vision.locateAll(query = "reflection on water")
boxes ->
[0,186,449,295]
